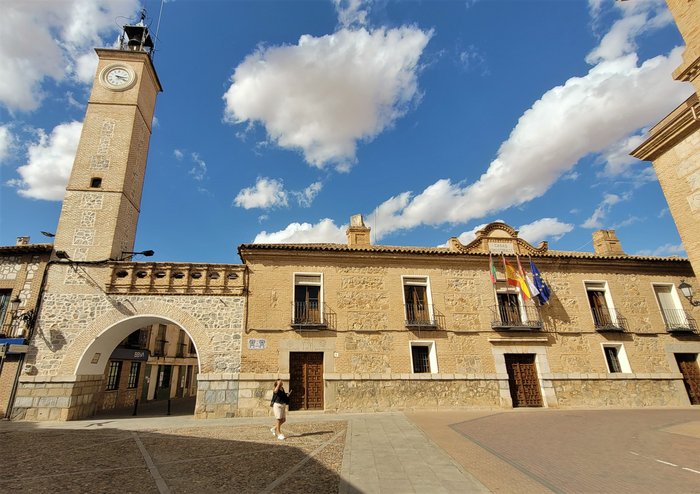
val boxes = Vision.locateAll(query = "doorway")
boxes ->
[505,354,543,407]
[289,352,324,410]
[675,354,700,405]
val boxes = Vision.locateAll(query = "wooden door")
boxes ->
[289,352,324,410]
[505,354,543,407]
[676,354,700,405]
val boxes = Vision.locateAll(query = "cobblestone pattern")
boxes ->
[0,256,21,280]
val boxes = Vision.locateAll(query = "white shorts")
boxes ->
[273,402,286,419]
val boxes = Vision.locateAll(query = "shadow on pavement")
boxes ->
[0,419,349,493]
[94,396,196,419]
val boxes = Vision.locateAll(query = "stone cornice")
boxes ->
[673,53,700,83]
[631,93,700,161]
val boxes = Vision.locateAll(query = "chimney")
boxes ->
[592,230,625,256]
[16,236,30,246]
[346,214,371,247]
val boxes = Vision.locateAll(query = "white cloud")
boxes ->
[189,153,207,181]
[518,218,574,244]
[0,0,140,112]
[10,121,82,200]
[174,149,184,160]
[294,181,323,207]
[253,218,346,243]
[363,6,691,240]
[234,177,289,210]
[0,125,14,163]
[581,193,628,229]
[586,0,672,64]
[597,132,648,176]
[223,26,431,170]
[636,243,686,257]
[333,0,370,28]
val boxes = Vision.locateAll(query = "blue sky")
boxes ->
[0,0,694,263]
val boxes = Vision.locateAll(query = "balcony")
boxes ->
[661,309,699,334]
[291,302,328,330]
[591,307,627,332]
[491,305,542,331]
[404,304,438,328]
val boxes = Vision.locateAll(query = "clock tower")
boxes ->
[54,18,162,262]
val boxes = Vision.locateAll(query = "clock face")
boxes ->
[100,65,136,90]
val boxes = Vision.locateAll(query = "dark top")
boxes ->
[272,388,289,405]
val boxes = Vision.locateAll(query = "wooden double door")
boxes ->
[289,352,324,410]
[505,354,543,407]
[676,354,700,405]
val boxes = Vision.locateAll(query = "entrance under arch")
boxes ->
[77,315,201,418]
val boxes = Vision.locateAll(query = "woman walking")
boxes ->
[270,379,291,440]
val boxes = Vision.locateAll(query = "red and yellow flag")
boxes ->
[503,257,531,299]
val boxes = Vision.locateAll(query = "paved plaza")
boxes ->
[0,408,698,493]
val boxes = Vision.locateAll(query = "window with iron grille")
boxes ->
[403,276,433,325]
[411,346,430,373]
[585,282,615,328]
[294,274,322,324]
[604,347,621,373]
[127,362,140,389]
[0,290,11,333]
[602,344,631,373]
[106,361,122,390]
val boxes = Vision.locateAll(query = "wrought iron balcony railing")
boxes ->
[590,307,627,332]
[491,305,542,330]
[661,309,699,334]
[291,302,327,329]
[404,304,437,328]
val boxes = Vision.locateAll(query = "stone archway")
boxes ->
[14,294,244,421]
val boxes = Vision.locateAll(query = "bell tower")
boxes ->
[54,14,162,262]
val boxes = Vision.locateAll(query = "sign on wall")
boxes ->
[248,338,266,350]
[489,241,515,254]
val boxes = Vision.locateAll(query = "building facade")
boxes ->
[632,0,700,276]
[0,238,52,418]
[236,218,700,415]
[6,6,700,421]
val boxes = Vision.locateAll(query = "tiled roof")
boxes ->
[0,243,53,255]
[238,243,689,263]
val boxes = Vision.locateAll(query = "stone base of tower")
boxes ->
[11,375,102,421]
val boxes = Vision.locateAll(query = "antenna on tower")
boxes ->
[155,0,165,46]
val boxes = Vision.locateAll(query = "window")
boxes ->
[176,330,185,357]
[403,276,434,326]
[123,329,147,349]
[497,291,522,326]
[106,361,122,390]
[410,341,438,374]
[127,362,140,389]
[602,344,631,373]
[654,284,690,330]
[0,290,11,333]
[585,282,618,329]
[90,177,102,188]
[155,324,167,356]
[293,274,322,325]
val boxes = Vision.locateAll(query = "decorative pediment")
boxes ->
[448,222,548,255]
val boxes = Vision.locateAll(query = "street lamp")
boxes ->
[678,281,700,306]
[6,296,35,337]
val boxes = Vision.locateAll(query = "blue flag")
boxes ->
[530,261,551,305]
